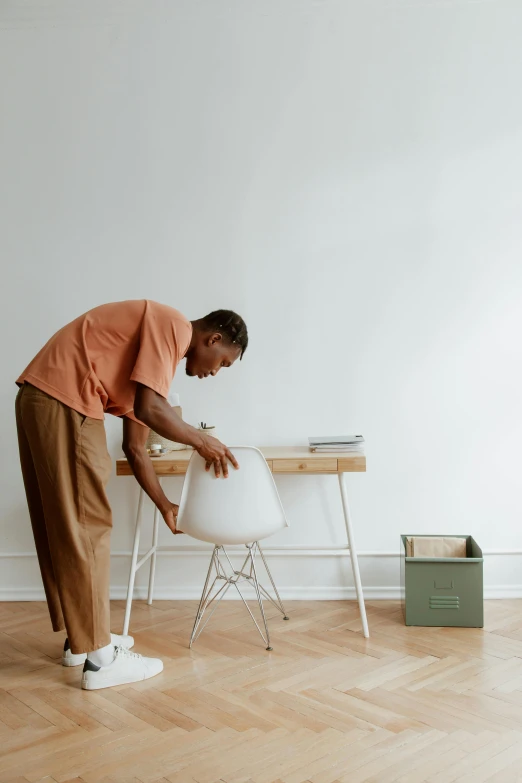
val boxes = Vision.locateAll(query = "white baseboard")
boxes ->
[480,586,522,599]
[1,585,521,602]
[1,550,521,601]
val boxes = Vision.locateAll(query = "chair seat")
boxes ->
[177,447,289,545]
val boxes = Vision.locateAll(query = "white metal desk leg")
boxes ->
[147,483,161,605]
[338,473,370,638]
[123,488,144,635]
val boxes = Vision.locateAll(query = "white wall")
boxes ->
[1,0,522,601]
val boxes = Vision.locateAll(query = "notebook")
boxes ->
[309,435,365,453]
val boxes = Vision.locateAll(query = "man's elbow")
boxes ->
[122,439,136,459]
[122,439,146,463]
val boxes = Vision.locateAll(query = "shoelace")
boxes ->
[114,645,141,660]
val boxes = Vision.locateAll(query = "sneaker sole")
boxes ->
[81,663,163,690]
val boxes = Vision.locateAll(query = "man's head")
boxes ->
[186,309,248,379]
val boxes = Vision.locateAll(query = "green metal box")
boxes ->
[400,535,484,627]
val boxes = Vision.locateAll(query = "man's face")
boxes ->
[185,333,241,378]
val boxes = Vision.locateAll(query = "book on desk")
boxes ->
[308,435,365,454]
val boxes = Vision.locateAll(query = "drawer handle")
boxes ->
[298,463,307,470]
[434,580,454,590]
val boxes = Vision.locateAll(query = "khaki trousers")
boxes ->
[15,384,112,654]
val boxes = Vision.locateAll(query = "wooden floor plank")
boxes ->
[0,600,521,782]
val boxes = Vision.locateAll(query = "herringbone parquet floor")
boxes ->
[1,599,522,782]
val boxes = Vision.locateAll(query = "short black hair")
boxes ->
[200,309,248,359]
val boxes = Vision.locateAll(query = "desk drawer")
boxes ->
[272,458,338,474]
[156,463,189,476]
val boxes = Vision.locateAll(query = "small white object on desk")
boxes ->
[149,446,168,458]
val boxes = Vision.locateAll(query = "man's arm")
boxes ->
[133,383,239,478]
[122,417,180,533]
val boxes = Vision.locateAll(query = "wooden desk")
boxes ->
[116,447,369,638]
[116,447,366,477]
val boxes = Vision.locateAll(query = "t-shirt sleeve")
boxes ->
[129,301,192,399]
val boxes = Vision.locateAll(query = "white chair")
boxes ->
[177,446,290,650]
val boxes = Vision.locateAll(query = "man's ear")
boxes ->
[206,332,223,347]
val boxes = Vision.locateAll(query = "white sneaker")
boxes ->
[62,633,134,667]
[81,645,164,690]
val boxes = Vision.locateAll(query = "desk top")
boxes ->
[116,446,366,476]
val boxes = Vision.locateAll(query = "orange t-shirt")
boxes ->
[17,300,192,424]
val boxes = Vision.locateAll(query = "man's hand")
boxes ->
[133,385,240,478]
[196,435,239,478]
[160,502,182,534]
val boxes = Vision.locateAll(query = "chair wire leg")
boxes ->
[248,545,273,651]
[227,555,270,647]
[257,543,289,620]
[224,543,285,633]
[190,547,218,648]
[191,548,238,645]
[222,543,287,621]
[191,578,233,645]
[222,547,252,583]
[221,547,271,646]
[189,544,285,652]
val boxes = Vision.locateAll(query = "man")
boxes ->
[15,300,248,690]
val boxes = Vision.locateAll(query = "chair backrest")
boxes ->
[177,446,289,545]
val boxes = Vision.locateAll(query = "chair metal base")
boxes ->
[189,542,288,650]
